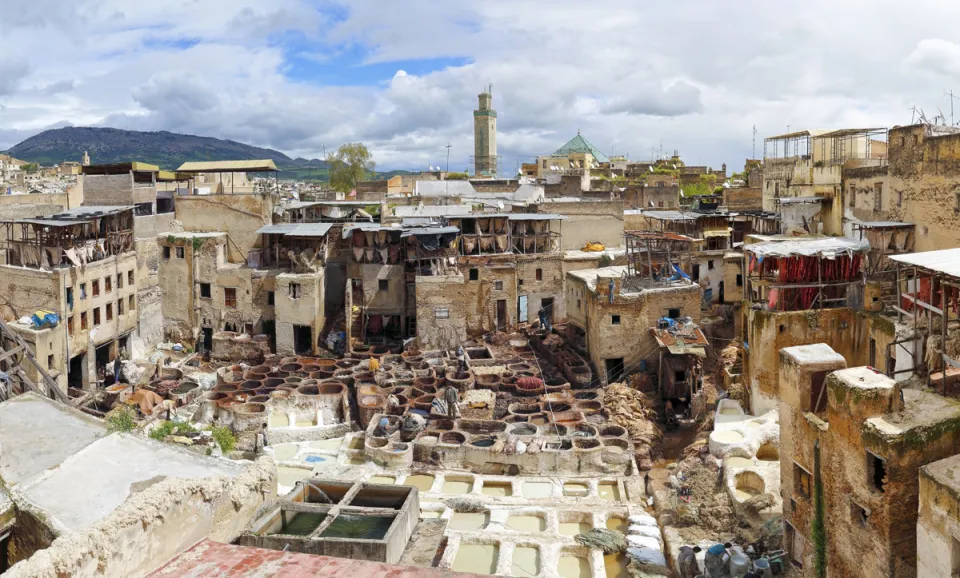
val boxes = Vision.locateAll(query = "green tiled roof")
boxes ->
[553,133,609,163]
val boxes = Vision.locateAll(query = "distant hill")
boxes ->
[4,127,326,173]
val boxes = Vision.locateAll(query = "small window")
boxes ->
[900,135,905,146]
[47,354,54,370]
[224,288,237,308]
[674,371,686,383]
[576,298,582,309]
[668,308,680,319]
[105,276,112,293]
[913,135,919,145]
[794,463,812,499]
[736,274,743,287]
[851,502,869,527]
[92,280,100,297]
[80,283,86,299]
[93,307,101,325]
[611,314,621,325]
[708,260,715,270]
[129,295,136,311]
[118,298,124,316]
[494,280,503,290]
[200,283,211,298]
[289,283,301,299]
[897,191,903,208]
[106,303,113,321]
[469,268,479,281]
[68,316,74,335]
[128,270,134,285]
[176,246,185,259]
[435,307,449,319]
[267,291,275,306]
[868,452,887,493]
[379,279,389,291]
[535,268,543,281]
[779,324,786,333]
[955,192,960,213]
[116,273,123,289]
[874,183,882,211]
[80,312,88,330]
[66,287,74,310]
[163,246,171,259]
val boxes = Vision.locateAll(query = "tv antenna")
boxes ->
[946,90,960,125]
[445,143,452,173]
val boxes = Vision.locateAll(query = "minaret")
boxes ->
[473,85,497,177]
[82,151,90,166]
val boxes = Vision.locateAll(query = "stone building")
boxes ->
[844,123,960,252]
[565,264,701,384]
[763,128,887,236]
[778,346,960,578]
[0,206,138,391]
[157,223,331,356]
[917,453,960,578]
[81,162,160,215]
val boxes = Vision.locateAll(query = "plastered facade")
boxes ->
[174,194,272,255]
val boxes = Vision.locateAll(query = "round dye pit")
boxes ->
[506,514,545,533]
[448,512,489,531]
[368,475,396,485]
[558,556,591,578]
[712,430,744,443]
[453,545,499,575]
[726,456,753,468]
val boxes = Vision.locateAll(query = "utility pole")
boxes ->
[445,143,452,173]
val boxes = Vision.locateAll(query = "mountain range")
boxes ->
[4,126,329,177]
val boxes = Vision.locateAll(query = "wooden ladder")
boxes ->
[0,317,69,403]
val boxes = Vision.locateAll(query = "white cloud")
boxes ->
[2,0,960,170]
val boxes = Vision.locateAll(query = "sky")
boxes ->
[2,0,960,172]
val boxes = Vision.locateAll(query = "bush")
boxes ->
[105,405,137,433]
[210,425,236,454]
[149,419,197,441]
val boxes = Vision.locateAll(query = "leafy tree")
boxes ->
[446,172,468,180]
[328,143,375,193]
[21,163,39,173]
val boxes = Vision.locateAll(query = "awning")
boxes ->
[176,160,278,173]
[256,223,333,237]
[668,345,706,357]
[703,229,732,238]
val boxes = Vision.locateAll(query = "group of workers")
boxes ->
[678,542,766,578]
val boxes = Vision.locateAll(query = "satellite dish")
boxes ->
[680,189,686,197]
[673,164,677,169]
[648,200,655,207]
[648,166,654,172]
[497,201,504,209]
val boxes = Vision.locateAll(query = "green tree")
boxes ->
[328,143,375,193]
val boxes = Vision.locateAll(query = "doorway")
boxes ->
[518,295,528,323]
[293,325,312,354]
[541,297,554,324]
[95,342,113,386]
[201,327,213,353]
[261,320,276,353]
[605,358,625,383]
[496,300,507,331]
[68,354,85,390]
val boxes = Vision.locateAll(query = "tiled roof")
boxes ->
[553,133,609,163]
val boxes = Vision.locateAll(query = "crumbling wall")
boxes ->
[175,195,271,255]
[7,506,57,566]
[0,193,68,221]
[274,271,324,354]
[4,458,276,578]
[516,255,564,324]
[918,458,960,578]
[723,186,762,211]
[416,275,468,349]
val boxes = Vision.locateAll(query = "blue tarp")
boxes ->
[31,311,59,329]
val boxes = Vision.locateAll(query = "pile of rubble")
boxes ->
[604,383,661,442]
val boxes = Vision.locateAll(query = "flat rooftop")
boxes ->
[149,539,489,577]
[865,389,960,441]
[0,393,105,485]
[922,453,960,494]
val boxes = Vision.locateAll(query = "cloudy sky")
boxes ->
[1,0,959,171]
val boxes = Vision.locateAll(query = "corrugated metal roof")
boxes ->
[82,162,159,175]
[11,219,87,227]
[256,223,333,237]
[413,180,476,197]
[55,206,134,219]
[851,220,914,229]
[400,226,459,238]
[341,223,403,238]
[746,237,869,258]
[507,213,566,221]
[640,210,700,221]
[777,196,824,205]
[889,248,960,278]
[176,160,278,173]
